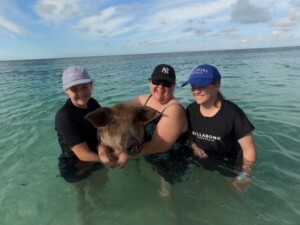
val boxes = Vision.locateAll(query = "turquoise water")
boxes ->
[0,47,299,225]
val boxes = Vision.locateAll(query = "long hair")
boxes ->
[217,90,225,101]
[213,81,225,107]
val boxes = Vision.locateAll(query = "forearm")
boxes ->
[138,141,170,156]
[239,133,257,174]
[242,157,255,174]
[77,151,100,162]
[71,143,101,162]
[241,147,257,174]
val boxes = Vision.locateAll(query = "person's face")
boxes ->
[191,83,219,105]
[149,79,175,104]
[65,82,92,108]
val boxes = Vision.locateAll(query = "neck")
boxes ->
[200,99,221,117]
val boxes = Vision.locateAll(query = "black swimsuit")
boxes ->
[143,95,193,184]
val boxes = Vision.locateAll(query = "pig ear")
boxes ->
[135,106,159,123]
[85,108,112,127]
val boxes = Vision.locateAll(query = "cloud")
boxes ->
[271,0,300,34]
[145,1,233,29]
[129,0,235,44]
[231,0,271,23]
[75,4,139,38]
[0,15,27,35]
[215,28,238,37]
[35,0,80,23]
[183,27,211,36]
[289,0,300,21]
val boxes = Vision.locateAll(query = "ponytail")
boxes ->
[217,90,225,101]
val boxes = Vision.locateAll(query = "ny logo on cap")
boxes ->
[161,67,169,74]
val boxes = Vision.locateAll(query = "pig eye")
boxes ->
[110,119,118,125]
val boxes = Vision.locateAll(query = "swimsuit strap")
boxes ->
[145,95,185,113]
[144,94,152,106]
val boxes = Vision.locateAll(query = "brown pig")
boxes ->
[85,104,158,156]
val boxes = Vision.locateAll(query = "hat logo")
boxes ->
[194,68,208,74]
[161,67,169,74]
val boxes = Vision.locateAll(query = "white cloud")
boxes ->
[231,0,271,23]
[271,0,300,36]
[75,4,139,38]
[215,28,238,37]
[144,0,234,30]
[290,0,300,21]
[0,16,27,35]
[35,0,80,23]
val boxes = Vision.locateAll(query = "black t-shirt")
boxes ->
[55,98,101,158]
[186,100,254,159]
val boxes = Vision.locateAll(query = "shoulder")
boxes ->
[89,97,101,108]
[222,100,254,128]
[55,101,70,119]
[186,102,198,111]
[55,104,73,128]
[138,94,152,105]
[162,100,186,116]
[123,94,151,106]
[222,100,245,114]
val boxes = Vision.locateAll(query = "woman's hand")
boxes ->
[191,143,208,158]
[232,172,251,192]
[98,144,132,169]
[98,144,118,168]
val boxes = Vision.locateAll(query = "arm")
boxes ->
[139,104,187,155]
[98,104,187,167]
[233,132,257,192]
[71,142,101,162]
[238,132,257,174]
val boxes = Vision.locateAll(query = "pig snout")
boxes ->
[124,142,143,156]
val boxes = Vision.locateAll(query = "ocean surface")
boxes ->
[0,46,299,225]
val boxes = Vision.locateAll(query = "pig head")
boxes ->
[85,104,157,156]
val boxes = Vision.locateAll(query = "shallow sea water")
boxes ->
[0,47,299,225]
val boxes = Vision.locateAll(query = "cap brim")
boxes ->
[63,79,92,90]
[181,82,189,87]
[181,78,212,88]
[151,76,175,84]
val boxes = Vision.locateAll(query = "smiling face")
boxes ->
[149,80,175,104]
[191,82,220,106]
[65,82,93,108]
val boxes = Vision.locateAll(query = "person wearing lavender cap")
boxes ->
[182,64,257,191]
[55,66,104,183]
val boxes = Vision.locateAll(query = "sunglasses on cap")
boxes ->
[149,79,173,88]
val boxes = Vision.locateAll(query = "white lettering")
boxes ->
[194,68,208,74]
[161,67,169,74]
[192,131,221,142]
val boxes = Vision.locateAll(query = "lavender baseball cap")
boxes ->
[62,66,92,90]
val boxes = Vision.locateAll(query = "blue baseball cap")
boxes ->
[181,64,221,87]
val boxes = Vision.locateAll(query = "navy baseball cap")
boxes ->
[150,64,176,84]
[181,64,221,87]
[62,66,92,90]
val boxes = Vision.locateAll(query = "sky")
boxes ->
[0,0,299,61]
